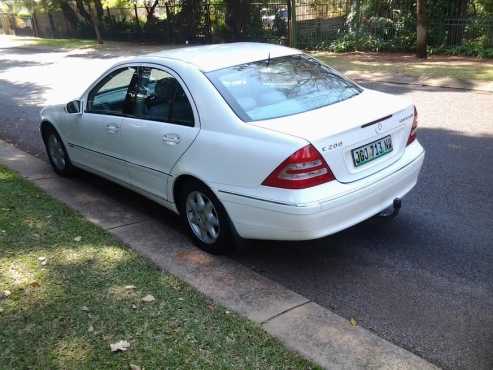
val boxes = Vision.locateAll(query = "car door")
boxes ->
[71,66,139,181]
[118,66,200,200]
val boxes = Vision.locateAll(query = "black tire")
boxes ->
[43,126,76,176]
[177,180,234,255]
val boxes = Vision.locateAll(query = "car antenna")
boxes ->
[267,52,271,66]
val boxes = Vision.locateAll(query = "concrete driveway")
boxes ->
[0,40,492,370]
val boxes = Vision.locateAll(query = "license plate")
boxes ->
[352,135,393,167]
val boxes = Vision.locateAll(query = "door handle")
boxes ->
[106,123,120,134]
[162,133,181,145]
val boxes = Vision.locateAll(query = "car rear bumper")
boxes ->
[218,143,425,241]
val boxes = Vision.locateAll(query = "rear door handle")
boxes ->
[106,124,120,134]
[162,133,181,145]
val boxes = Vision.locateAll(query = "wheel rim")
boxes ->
[185,191,220,244]
[47,134,66,170]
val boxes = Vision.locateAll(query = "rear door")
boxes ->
[119,65,200,200]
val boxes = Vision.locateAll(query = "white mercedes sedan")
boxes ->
[40,43,425,254]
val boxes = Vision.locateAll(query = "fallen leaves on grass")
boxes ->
[0,290,11,300]
[350,318,358,327]
[110,340,131,352]
[81,306,89,312]
[74,236,82,242]
[129,364,141,370]
[30,281,40,288]
[141,294,155,303]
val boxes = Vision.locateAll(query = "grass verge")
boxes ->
[315,52,493,83]
[18,37,96,50]
[0,166,317,369]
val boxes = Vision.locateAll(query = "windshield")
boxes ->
[206,54,362,122]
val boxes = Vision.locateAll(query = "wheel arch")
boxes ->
[40,120,57,144]
[172,174,211,211]
[171,173,242,246]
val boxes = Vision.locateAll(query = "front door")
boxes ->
[71,66,139,180]
[119,66,200,200]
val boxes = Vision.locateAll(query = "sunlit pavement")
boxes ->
[0,41,492,370]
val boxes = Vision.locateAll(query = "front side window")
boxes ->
[86,66,139,115]
[134,67,194,126]
[206,54,362,122]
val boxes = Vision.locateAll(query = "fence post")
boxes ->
[289,0,297,48]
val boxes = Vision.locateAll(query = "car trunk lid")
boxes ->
[252,89,415,183]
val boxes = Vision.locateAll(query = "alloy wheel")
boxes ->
[47,134,66,171]
[185,191,220,244]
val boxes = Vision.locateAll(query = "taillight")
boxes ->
[407,105,418,145]
[262,144,335,189]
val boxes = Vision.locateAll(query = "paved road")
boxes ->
[1,42,492,370]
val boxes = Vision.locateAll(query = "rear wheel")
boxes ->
[178,181,234,254]
[44,127,75,176]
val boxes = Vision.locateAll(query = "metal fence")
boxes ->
[0,13,33,36]
[2,1,492,52]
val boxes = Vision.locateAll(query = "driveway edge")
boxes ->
[0,139,439,370]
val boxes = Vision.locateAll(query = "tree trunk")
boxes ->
[59,2,79,35]
[90,9,104,44]
[145,0,159,25]
[346,0,361,33]
[94,0,104,23]
[75,0,104,44]
[76,0,92,24]
[134,3,141,31]
[416,0,427,59]
[224,0,250,41]
[31,11,40,37]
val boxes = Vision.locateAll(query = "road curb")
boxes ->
[352,76,493,93]
[0,139,439,369]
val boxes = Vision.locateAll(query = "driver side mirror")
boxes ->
[66,100,81,114]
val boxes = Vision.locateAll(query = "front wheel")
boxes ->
[44,128,75,176]
[178,181,234,254]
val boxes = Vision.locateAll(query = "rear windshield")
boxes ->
[206,54,362,122]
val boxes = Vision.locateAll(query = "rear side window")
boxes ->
[86,67,138,116]
[133,67,194,127]
[206,54,361,122]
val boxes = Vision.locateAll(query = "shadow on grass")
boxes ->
[0,168,314,369]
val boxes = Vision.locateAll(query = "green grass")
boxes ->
[0,166,317,369]
[20,37,97,49]
[315,52,493,82]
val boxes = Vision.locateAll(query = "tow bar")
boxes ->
[378,198,401,218]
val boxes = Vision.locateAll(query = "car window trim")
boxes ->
[134,66,195,127]
[205,53,363,123]
[85,66,139,116]
[82,62,200,128]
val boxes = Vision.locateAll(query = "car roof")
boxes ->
[146,42,302,72]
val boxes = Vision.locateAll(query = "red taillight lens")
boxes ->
[262,144,335,189]
[407,105,418,145]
